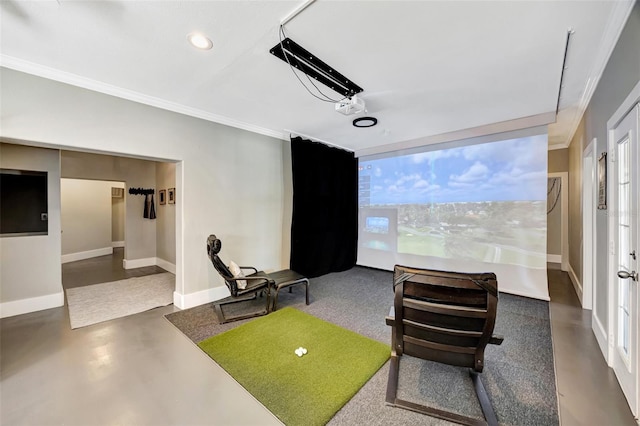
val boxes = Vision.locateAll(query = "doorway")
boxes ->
[608,101,639,417]
[59,151,177,289]
[547,172,569,273]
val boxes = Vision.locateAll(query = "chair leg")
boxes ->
[214,291,271,324]
[385,354,400,404]
[470,370,498,426]
[272,288,280,312]
[271,279,310,311]
[386,356,490,426]
[304,278,309,304]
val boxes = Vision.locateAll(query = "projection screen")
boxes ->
[357,129,549,300]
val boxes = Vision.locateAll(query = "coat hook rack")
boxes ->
[128,187,155,195]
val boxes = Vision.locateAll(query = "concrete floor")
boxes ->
[62,247,165,289]
[548,268,635,425]
[0,258,636,425]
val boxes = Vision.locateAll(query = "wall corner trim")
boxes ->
[568,263,583,305]
[173,286,229,310]
[0,292,64,319]
[593,313,609,363]
[122,257,156,269]
[547,254,562,264]
[62,247,113,264]
[155,258,176,274]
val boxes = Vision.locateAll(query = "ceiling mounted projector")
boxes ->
[335,96,365,116]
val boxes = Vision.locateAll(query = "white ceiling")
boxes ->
[0,1,635,155]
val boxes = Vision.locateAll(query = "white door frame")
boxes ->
[582,139,596,311]
[606,81,640,416]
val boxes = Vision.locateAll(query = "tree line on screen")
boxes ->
[384,201,546,266]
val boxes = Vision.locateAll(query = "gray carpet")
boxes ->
[67,272,174,329]
[165,266,558,425]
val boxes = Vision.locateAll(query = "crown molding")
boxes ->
[547,142,570,151]
[0,55,287,142]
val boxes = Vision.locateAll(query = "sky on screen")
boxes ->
[360,134,548,205]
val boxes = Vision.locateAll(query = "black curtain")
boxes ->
[290,136,357,277]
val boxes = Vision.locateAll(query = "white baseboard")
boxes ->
[122,257,156,269]
[173,285,230,310]
[568,263,583,305]
[62,247,113,264]
[593,313,609,363]
[122,257,176,273]
[0,291,64,319]
[156,258,176,274]
[547,254,562,263]
[112,241,124,248]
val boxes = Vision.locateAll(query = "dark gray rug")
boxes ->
[165,266,558,425]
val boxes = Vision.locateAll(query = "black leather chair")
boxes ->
[386,265,504,426]
[206,235,309,323]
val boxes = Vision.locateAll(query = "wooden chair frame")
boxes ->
[385,265,504,426]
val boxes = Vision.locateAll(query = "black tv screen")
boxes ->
[0,169,48,236]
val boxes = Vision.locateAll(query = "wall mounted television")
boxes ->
[0,169,48,237]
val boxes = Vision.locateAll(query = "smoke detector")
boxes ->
[335,96,366,116]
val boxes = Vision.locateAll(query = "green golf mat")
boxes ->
[198,307,390,426]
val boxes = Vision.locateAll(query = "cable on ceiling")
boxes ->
[278,25,345,103]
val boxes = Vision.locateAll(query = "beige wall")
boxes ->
[156,162,176,265]
[112,188,125,243]
[568,118,586,287]
[0,143,63,314]
[61,178,113,256]
[548,148,569,173]
[547,148,568,259]
[61,151,157,262]
[547,177,562,256]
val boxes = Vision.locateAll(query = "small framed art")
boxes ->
[168,188,175,204]
[597,152,607,210]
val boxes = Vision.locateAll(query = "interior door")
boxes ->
[612,103,639,416]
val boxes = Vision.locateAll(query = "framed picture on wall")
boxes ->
[597,152,607,210]
[168,188,175,204]
[159,189,166,205]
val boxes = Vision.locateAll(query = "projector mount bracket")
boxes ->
[270,37,364,99]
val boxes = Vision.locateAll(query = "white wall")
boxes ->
[0,143,63,317]
[61,178,113,261]
[156,162,176,266]
[1,68,287,310]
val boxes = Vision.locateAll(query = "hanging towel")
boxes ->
[143,194,150,218]
[149,194,156,219]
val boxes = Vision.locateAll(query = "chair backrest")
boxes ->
[392,265,498,372]
[206,234,239,296]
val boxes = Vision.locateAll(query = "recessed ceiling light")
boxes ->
[353,117,378,128]
[187,32,213,50]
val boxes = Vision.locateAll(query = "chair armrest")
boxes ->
[240,275,273,283]
[385,306,395,326]
[238,266,258,274]
[489,334,504,345]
